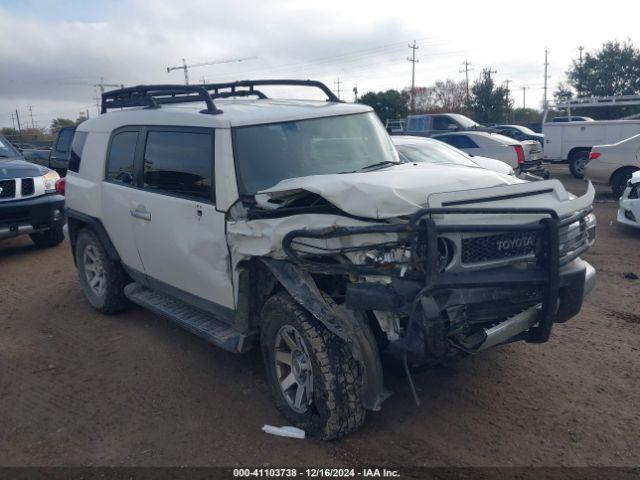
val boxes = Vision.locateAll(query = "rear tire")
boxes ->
[261,292,365,440]
[569,150,590,179]
[75,228,130,314]
[611,168,638,198]
[29,225,64,248]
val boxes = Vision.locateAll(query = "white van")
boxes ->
[543,120,640,178]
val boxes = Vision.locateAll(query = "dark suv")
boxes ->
[0,135,66,247]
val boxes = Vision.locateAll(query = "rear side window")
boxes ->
[142,130,214,201]
[68,131,88,173]
[55,128,75,153]
[432,117,451,130]
[106,131,138,184]
[445,135,478,149]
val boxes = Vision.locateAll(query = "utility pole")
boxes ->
[352,84,358,103]
[10,112,15,131]
[459,59,474,105]
[543,48,550,111]
[15,109,22,136]
[504,79,512,122]
[577,45,584,97]
[28,105,35,129]
[521,86,529,109]
[94,77,121,94]
[486,68,497,80]
[407,40,419,112]
[94,96,101,114]
[334,78,342,100]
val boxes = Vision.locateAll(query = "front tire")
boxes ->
[569,150,590,179]
[75,228,130,314]
[261,292,365,440]
[30,225,64,248]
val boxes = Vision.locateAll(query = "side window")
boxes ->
[432,117,450,130]
[55,128,75,153]
[106,131,138,184]
[143,130,213,201]
[68,131,88,173]
[449,135,478,149]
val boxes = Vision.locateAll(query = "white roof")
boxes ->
[77,98,372,133]
[390,135,439,145]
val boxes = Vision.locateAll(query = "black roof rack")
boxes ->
[101,79,340,115]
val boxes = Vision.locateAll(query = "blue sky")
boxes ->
[1,0,638,130]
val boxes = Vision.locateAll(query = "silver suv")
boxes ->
[66,80,597,439]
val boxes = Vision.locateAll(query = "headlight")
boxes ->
[42,170,60,193]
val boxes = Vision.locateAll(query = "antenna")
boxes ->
[166,56,257,85]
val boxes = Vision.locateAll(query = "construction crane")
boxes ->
[166,56,257,85]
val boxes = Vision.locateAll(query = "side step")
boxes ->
[124,283,252,353]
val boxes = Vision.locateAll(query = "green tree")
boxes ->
[1,127,18,136]
[568,40,640,97]
[557,40,640,119]
[512,108,541,124]
[50,118,75,134]
[470,69,512,123]
[358,89,409,124]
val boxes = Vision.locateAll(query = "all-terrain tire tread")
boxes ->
[76,228,130,315]
[261,292,365,440]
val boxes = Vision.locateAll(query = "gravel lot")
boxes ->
[1,164,639,467]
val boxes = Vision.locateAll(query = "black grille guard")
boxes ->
[282,206,594,344]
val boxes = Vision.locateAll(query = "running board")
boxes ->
[124,283,252,353]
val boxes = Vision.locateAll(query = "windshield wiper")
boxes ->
[358,160,401,172]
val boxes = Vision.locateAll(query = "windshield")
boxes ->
[397,141,480,168]
[233,112,398,195]
[449,114,479,129]
[0,136,20,158]
[516,125,536,135]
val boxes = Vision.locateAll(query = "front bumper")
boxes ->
[0,194,65,239]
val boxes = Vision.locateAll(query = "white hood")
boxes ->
[256,163,523,219]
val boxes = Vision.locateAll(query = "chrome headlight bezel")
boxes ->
[41,170,60,193]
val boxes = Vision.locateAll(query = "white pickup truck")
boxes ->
[543,119,640,178]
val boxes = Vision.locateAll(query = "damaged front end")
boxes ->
[229,179,597,408]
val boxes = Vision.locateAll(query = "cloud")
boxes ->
[0,0,638,128]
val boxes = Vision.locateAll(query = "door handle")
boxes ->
[130,209,151,221]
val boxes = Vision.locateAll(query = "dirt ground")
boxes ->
[1,164,639,467]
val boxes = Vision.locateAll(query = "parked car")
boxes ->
[391,135,515,176]
[584,133,640,197]
[66,80,596,440]
[432,131,548,177]
[542,119,640,178]
[493,124,545,148]
[404,113,493,137]
[618,170,640,229]
[19,126,77,176]
[552,116,594,122]
[0,135,65,247]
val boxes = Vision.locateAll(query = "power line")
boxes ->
[459,59,474,105]
[407,40,419,112]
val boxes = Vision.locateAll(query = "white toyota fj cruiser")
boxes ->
[66,80,597,439]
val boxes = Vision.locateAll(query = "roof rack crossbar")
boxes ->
[101,79,340,115]
[201,79,341,102]
[102,84,222,114]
